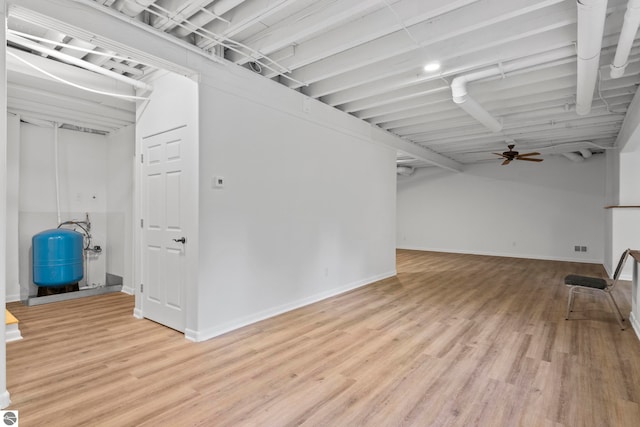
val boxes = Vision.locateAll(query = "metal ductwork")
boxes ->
[610,0,640,78]
[576,0,609,115]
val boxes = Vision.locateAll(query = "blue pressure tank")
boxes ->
[33,229,84,287]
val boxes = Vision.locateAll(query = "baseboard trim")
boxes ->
[5,327,22,342]
[396,246,602,264]
[188,270,397,342]
[630,312,640,342]
[121,286,135,295]
[0,390,10,409]
[133,308,143,319]
[6,294,20,303]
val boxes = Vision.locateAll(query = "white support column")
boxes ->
[1,0,13,409]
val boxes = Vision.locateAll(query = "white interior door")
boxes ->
[141,126,189,332]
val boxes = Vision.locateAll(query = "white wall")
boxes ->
[397,155,606,263]
[192,64,397,340]
[106,124,135,292]
[6,114,20,301]
[18,124,108,297]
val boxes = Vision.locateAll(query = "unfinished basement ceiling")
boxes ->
[6,0,640,168]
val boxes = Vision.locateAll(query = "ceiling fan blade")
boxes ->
[517,157,543,162]
[501,159,512,165]
[492,153,507,158]
[517,152,541,157]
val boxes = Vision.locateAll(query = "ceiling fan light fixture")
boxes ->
[423,61,441,72]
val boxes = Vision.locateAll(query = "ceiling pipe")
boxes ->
[451,46,578,133]
[7,33,153,93]
[579,148,593,158]
[576,0,609,115]
[563,152,586,162]
[610,0,640,78]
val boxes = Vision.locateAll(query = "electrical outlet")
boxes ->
[212,176,225,188]
[574,245,580,252]
[581,246,587,252]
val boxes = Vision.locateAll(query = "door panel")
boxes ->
[141,127,188,332]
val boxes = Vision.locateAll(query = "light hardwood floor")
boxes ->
[6,250,640,426]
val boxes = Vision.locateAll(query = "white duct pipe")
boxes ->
[7,33,153,93]
[610,0,640,78]
[576,0,609,115]
[563,152,586,162]
[451,46,577,133]
[579,148,593,158]
[53,123,62,226]
[172,0,245,38]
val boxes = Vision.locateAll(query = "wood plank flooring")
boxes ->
[6,250,640,426]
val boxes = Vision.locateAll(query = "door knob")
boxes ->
[173,237,186,244]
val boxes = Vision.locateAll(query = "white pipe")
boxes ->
[610,0,640,78]
[579,148,593,158]
[7,33,153,92]
[53,124,61,226]
[563,152,586,162]
[451,47,577,132]
[576,0,609,115]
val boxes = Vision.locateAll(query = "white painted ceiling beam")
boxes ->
[339,61,580,114]
[261,0,480,79]
[365,69,638,125]
[227,0,387,65]
[170,0,246,37]
[418,117,624,147]
[379,84,634,130]
[8,96,133,128]
[304,25,579,99]
[392,95,632,136]
[10,0,200,77]
[370,126,463,172]
[410,109,623,143]
[7,105,123,132]
[8,82,135,123]
[6,46,137,100]
[195,0,301,50]
[286,0,574,89]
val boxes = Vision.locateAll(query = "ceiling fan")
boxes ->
[493,144,543,165]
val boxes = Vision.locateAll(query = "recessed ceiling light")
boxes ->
[423,62,441,72]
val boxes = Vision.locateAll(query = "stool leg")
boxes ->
[566,287,575,320]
